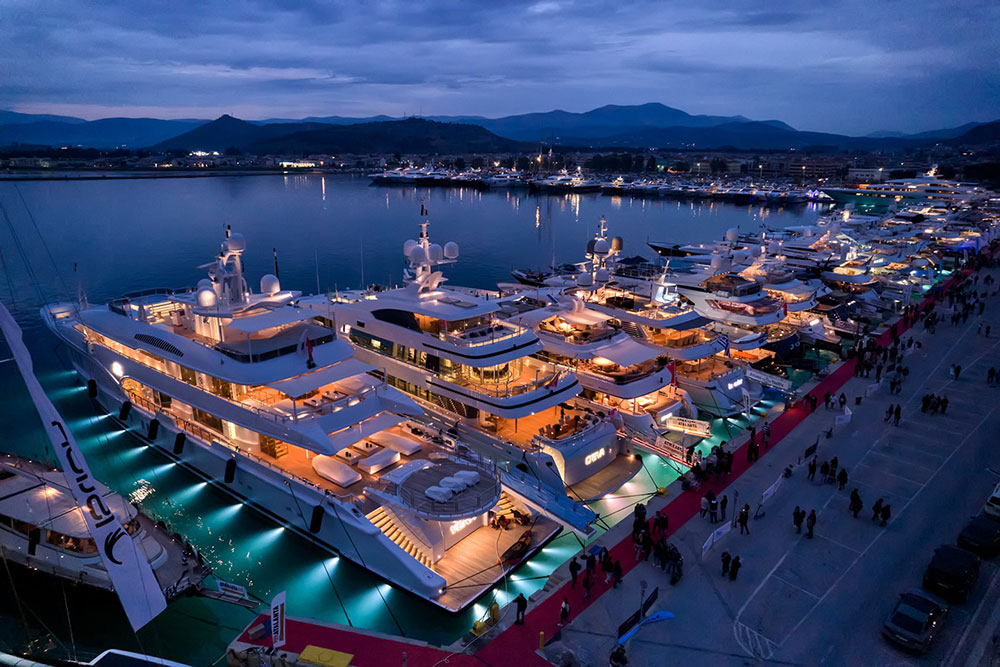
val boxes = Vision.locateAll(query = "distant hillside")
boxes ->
[949,120,1000,145]
[0,117,205,148]
[155,116,524,154]
[0,110,86,125]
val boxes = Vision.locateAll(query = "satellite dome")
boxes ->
[428,243,444,262]
[197,278,213,291]
[767,242,781,255]
[750,245,762,258]
[196,287,217,309]
[260,274,280,295]
[725,228,739,242]
[444,241,459,259]
[577,272,594,287]
[408,245,428,264]
[593,239,611,255]
[709,255,724,270]
[611,236,624,252]
[596,268,611,283]
[225,233,246,253]
[403,239,418,256]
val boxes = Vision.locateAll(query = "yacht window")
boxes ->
[11,519,36,534]
[192,408,223,434]
[373,309,421,331]
[179,365,198,386]
[0,470,14,481]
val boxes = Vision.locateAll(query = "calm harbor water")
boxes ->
[0,175,831,663]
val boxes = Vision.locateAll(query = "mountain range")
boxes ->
[1,102,997,153]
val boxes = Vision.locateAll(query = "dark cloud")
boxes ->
[0,0,996,134]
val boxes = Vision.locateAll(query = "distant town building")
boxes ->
[847,167,886,183]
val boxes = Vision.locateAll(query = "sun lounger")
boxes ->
[357,448,400,474]
[312,456,362,487]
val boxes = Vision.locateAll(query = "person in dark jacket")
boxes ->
[880,504,892,527]
[849,489,863,518]
[793,506,804,533]
[612,560,624,588]
[569,556,581,588]
[871,498,884,522]
[514,593,528,624]
[721,551,732,576]
[728,555,742,580]
[806,510,817,538]
[837,468,849,490]
[738,505,751,534]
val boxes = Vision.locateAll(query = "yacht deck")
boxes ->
[433,517,561,611]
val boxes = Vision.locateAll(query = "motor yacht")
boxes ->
[43,229,557,612]
[491,287,692,436]
[301,221,637,504]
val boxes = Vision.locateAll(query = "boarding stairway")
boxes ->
[618,319,646,340]
[624,425,691,468]
[365,506,434,569]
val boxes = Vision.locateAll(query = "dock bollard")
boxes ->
[540,631,545,650]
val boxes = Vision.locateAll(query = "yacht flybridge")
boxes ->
[43,228,565,612]
[301,222,640,502]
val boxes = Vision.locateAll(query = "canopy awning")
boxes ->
[266,358,375,399]
[225,307,316,334]
[594,337,659,367]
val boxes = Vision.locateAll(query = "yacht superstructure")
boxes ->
[301,223,639,500]
[43,229,559,612]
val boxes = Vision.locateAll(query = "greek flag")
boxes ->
[720,333,731,357]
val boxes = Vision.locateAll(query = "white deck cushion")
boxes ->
[357,449,400,474]
[368,431,423,456]
[454,470,481,486]
[312,456,362,487]
[425,485,453,502]
[439,476,467,491]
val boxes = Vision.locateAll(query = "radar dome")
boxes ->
[225,233,246,253]
[710,255,724,270]
[428,243,444,262]
[197,278,213,291]
[403,239,418,256]
[725,228,739,242]
[593,239,611,255]
[444,241,459,259]
[408,245,428,265]
[596,268,610,283]
[577,272,594,287]
[196,288,217,309]
[611,236,624,252]
[260,274,280,295]
[767,242,781,255]
[750,245,762,258]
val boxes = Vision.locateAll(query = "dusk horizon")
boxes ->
[3,0,997,135]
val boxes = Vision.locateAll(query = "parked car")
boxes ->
[922,545,980,601]
[882,589,949,652]
[957,514,1000,557]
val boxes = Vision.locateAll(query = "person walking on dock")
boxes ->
[941,396,949,414]
[612,560,623,588]
[569,556,581,588]
[885,404,895,422]
[721,551,732,576]
[806,510,817,539]
[720,494,729,520]
[871,498,884,522]
[837,468,849,490]
[738,505,751,535]
[728,556,742,581]
[893,405,901,426]
[839,393,847,410]
[807,457,817,481]
[793,506,804,534]
[849,489,863,518]
[880,504,892,527]
[514,593,528,625]
[762,422,771,449]
[582,571,593,599]
[559,597,570,627]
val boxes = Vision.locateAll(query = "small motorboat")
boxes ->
[500,529,533,564]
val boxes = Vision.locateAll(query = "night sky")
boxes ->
[2,0,997,134]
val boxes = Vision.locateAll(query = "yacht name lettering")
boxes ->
[584,448,607,466]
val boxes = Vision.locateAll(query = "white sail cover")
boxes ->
[0,304,167,631]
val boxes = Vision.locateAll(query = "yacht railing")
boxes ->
[439,322,524,348]
[128,396,363,506]
[454,370,571,399]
